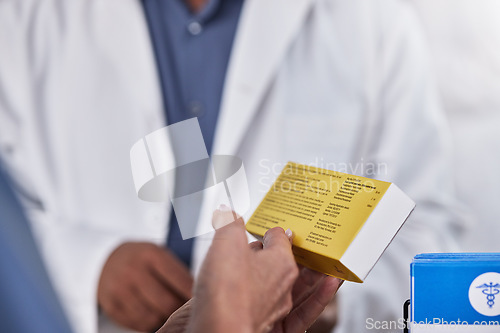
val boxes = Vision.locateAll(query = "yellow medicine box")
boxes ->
[246,162,415,283]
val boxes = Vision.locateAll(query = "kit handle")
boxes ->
[403,299,410,333]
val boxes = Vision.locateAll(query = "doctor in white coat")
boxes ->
[411,0,500,253]
[0,0,463,332]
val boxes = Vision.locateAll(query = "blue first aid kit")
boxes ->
[410,253,500,332]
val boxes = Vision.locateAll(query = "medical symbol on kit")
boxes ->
[476,282,500,308]
[469,272,500,316]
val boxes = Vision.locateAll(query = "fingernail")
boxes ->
[218,204,231,212]
[285,228,293,239]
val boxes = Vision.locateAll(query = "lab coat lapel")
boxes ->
[192,0,314,276]
[212,0,314,157]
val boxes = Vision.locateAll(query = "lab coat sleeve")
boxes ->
[336,2,466,332]
[26,211,131,333]
[0,4,145,333]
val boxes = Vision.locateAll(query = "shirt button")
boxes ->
[187,101,204,117]
[187,21,203,35]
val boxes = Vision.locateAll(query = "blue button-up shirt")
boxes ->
[142,0,244,266]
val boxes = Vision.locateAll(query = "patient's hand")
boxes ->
[159,209,342,333]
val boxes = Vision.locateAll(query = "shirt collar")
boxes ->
[178,0,222,25]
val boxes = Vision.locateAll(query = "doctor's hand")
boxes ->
[158,209,341,333]
[97,242,193,332]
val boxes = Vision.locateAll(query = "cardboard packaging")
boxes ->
[411,253,500,332]
[246,162,415,282]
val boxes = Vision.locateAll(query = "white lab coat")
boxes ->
[0,0,463,332]
[411,0,500,253]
